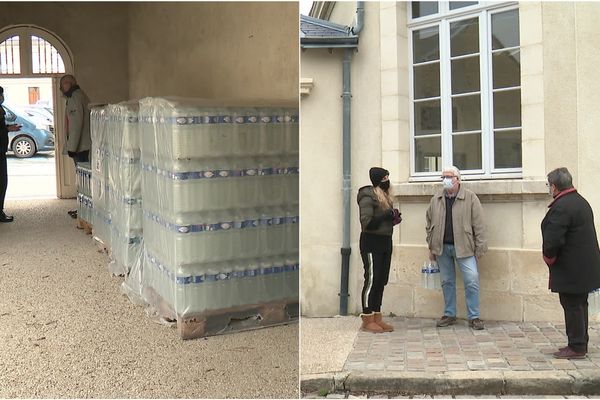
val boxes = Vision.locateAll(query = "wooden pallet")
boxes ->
[76,217,93,235]
[143,286,298,339]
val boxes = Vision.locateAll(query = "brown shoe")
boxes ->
[436,315,457,327]
[469,318,485,330]
[360,313,384,333]
[553,347,586,359]
[373,312,394,332]
[558,345,587,353]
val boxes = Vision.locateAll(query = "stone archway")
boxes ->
[0,25,76,198]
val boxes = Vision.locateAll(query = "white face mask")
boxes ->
[442,177,454,190]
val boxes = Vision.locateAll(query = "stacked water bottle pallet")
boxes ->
[90,105,112,250]
[131,97,299,338]
[106,102,142,276]
[76,161,93,234]
[90,103,143,276]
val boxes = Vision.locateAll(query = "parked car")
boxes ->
[2,105,54,158]
[15,105,54,133]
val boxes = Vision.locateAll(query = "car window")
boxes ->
[2,106,17,122]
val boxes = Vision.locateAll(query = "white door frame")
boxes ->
[0,25,76,198]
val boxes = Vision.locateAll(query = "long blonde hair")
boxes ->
[373,186,393,210]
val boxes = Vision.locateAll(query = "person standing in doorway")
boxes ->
[542,167,600,359]
[0,86,22,223]
[357,167,402,333]
[425,166,487,330]
[59,75,91,219]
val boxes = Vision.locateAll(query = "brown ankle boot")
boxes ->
[373,312,394,332]
[360,313,384,333]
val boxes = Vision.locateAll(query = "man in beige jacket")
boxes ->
[426,166,487,330]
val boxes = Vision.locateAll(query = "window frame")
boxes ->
[408,2,521,182]
[0,25,73,78]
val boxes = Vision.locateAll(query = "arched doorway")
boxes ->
[0,25,76,199]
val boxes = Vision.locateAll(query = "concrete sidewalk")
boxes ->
[301,316,600,397]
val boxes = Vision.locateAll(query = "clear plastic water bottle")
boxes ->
[421,261,428,289]
[430,261,441,290]
[589,289,600,315]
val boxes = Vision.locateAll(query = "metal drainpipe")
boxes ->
[340,1,365,316]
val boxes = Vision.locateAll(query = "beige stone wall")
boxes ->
[301,1,383,316]
[0,3,130,103]
[127,2,298,101]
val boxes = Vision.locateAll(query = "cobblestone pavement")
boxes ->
[343,318,600,373]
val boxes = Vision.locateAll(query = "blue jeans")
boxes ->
[437,244,480,320]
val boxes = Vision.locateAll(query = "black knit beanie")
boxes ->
[369,167,389,187]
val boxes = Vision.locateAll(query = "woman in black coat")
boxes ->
[542,167,600,359]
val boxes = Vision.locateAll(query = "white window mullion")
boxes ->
[480,10,492,175]
[440,18,454,169]
[408,25,416,177]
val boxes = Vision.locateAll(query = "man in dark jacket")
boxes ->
[541,167,600,359]
[0,86,22,223]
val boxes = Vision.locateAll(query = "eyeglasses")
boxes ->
[441,175,455,180]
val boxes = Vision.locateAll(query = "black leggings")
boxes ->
[360,250,392,314]
[0,153,7,212]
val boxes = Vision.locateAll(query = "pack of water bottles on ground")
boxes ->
[88,97,299,339]
[421,260,441,290]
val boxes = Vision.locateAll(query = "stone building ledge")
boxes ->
[392,179,549,203]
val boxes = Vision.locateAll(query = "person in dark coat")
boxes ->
[0,86,22,223]
[357,167,402,333]
[541,167,600,359]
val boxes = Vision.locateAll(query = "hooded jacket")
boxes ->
[357,185,394,237]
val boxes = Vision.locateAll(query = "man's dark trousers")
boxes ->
[559,292,589,353]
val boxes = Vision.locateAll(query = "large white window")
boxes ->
[409,1,521,179]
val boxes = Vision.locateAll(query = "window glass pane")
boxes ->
[412,1,439,19]
[451,55,480,94]
[449,1,478,10]
[494,129,522,168]
[414,62,440,99]
[450,17,479,57]
[493,89,521,128]
[0,36,21,74]
[452,94,481,132]
[31,36,66,74]
[415,136,442,173]
[414,99,441,135]
[493,49,520,89]
[453,133,482,170]
[492,9,520,50]
[413,26,439,63]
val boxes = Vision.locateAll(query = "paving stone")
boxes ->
[326,395,346,399]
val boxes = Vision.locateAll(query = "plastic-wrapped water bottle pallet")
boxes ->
[142,285,298,340]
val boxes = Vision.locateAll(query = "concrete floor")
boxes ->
[0,199,299,398]
[6,152,56,199]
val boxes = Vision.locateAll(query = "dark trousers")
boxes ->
[360,251,392,314]
[0,153,7,212]
[69,150,89,164]
[559,292,589,353]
